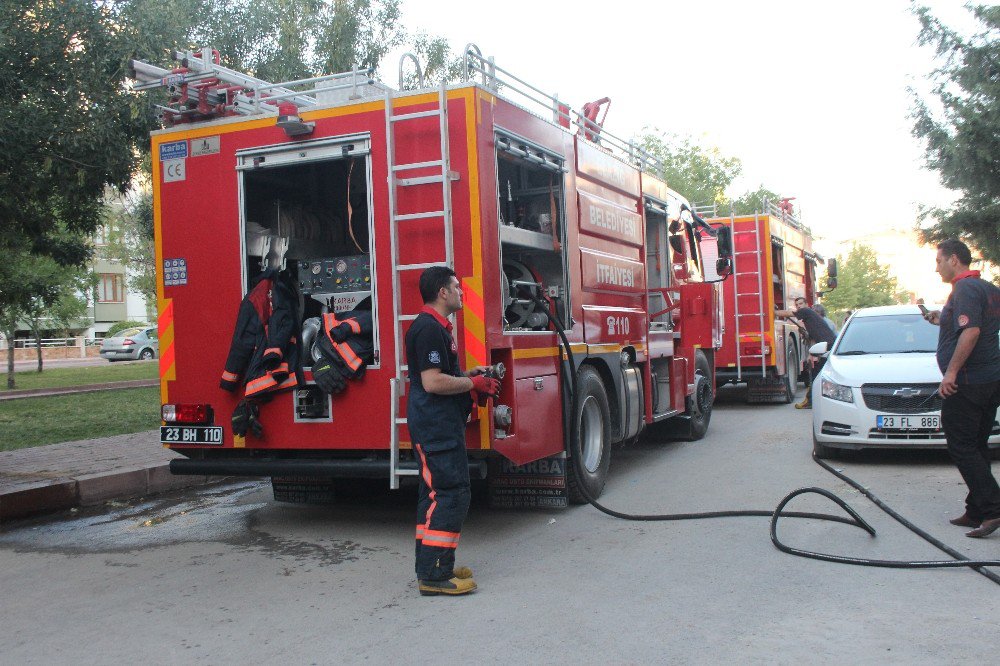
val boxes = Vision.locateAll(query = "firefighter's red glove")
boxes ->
[470,375,500,404]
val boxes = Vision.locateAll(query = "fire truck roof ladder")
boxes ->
[130,48,375,123]
[730,212,767,380]
[386,81,455,489]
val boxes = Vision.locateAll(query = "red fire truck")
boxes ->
[706,204,836,403]
[131,46,732,506]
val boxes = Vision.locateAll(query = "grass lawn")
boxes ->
[1,362,158,392]
[0,387,161,451]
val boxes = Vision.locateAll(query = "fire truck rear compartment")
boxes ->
[240,148,376,360]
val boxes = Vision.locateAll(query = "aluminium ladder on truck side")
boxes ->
[386,82,456,488]
[730,212,767,380]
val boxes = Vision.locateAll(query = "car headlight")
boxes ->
[821,378,854,403]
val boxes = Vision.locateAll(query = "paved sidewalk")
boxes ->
[0,430,220,524]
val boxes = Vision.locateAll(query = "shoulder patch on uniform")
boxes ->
[958,314,969,327]
[428,351,441,364]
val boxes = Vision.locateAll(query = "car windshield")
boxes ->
[835,314,938,355]
[115,328,143,338]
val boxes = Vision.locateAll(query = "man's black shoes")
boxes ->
[949,512,982,528]
[966,516,1000,538]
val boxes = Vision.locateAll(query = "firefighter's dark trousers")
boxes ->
[414,442,471,581]
[942,381,1000,521]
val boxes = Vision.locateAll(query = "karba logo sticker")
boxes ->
[958,314,970,327]
[428,351,441,364]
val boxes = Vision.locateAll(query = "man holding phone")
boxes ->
[923,239,1000,538]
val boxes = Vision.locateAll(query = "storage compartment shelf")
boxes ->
[500,225,556,251]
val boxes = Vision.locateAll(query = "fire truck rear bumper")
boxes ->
[168,457,488,480]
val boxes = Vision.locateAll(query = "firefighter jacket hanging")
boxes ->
[311,310,374,395]
[220,268,305,399]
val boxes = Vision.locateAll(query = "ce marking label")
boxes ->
[163,159,186,182]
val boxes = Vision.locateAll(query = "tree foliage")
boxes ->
[23,265,93,373]
[111,0,407,82]
[399,32,468,89]
[0,0,151,369]
[1,248,91,387]
[911,4,1000,270]
[820,244,907,322]
[728,186,784,216]
[637,130,743,207]
[0,0,151,260]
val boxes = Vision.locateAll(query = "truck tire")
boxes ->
[782,341,798,404]
[686,350,713,440]
[567,366,611,504]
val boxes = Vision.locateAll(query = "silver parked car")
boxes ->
[100,327,158,362]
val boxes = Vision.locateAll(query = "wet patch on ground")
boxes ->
[0,480,387,565]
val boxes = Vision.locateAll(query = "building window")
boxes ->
[94,223,113,247]
[98,273,124,303]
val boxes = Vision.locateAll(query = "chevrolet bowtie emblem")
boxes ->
[893,387,922,397]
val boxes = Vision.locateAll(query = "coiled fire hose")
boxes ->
[520,289,1000,587]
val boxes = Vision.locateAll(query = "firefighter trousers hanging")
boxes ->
[414,442,471,581]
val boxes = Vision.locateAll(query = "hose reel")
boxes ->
[503,259,547,330]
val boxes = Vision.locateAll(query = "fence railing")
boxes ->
[0,337,99,350]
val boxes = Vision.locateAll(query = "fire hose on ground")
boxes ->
[519,289,1000,588]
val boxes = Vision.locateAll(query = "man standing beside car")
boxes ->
[924,239,1000,538]
[776,296,837,409]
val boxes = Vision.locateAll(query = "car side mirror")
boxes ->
[809,341,829,356]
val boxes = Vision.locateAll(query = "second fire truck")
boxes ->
[132,45,733,506]
[707,203,836,403]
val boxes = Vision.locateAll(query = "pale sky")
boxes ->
[392,0,975,247]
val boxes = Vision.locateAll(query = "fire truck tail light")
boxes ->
[740,343,771,356]
[162,403,212,424]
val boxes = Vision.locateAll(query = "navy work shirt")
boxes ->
[794,307,837,346]
[936,271,1000,384]
[405,305,473,451]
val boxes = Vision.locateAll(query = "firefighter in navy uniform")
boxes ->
[405,266,499,596]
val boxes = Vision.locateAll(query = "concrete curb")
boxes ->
[0,463,223,524]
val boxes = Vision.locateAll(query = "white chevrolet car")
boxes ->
[810,304,1000,458]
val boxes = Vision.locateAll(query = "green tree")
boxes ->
[24,266,93,373]
[911,4,1000,270]
[636,130,743,207]
[820,244,907,323]
[112,0,407,82]
[0,0,151,263]
[393,32,465,89]
[1,248,91,387]
[727,185,783,216]
[0,0,151,377]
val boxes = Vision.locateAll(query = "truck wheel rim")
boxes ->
[695,375,712,415]
[580,396,603,473]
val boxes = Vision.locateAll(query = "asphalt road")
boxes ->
[1,386,997,664]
